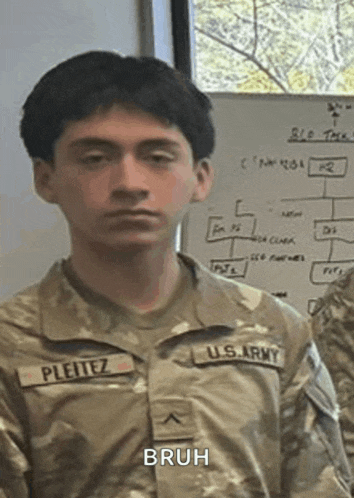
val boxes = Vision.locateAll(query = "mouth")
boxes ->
[103,209,164,231]
[105,209,160,218]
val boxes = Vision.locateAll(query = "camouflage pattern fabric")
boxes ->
[0,253,351,497]
[311,267,354,496]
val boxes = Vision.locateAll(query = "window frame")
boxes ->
[140,0,174,65]
[170,0,194,78]
[140,0,195,77]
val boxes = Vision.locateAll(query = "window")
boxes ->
[192,0,354,94]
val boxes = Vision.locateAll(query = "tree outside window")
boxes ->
[192,0,354,94]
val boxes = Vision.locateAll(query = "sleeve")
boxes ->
[0,355,32,498]
[310,277,354,495]
[281,340,353,497]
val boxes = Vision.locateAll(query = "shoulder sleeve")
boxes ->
[0,326,31,498]
[281,336,352,497]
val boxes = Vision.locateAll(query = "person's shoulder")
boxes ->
[0,282,42,363]
[181,252,309,343]
[181,252,311,383]
[181,252,305,321]
[312,266,354,317]
[0,261,62,332]
[329,265,354,293]
[0,282,40,329]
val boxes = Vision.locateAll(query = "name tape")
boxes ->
[192,341,285,369]
[17,353,134,387]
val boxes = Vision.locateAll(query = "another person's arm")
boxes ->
[281,339,352,496]
[311,269,354,495]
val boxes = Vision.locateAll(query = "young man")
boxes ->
[0,51,351,498]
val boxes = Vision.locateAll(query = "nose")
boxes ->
[109,154,150,202]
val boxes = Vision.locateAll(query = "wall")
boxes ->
[0,0,143,300]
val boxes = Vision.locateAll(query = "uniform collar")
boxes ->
[38,253,257,354]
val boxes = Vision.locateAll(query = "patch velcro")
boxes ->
[192,341,284,369]
[17,353,134,387]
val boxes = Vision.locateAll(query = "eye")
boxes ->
[80,153,110,168]
[145,152,175,167]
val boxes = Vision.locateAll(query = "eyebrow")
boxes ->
[68,138,183,150]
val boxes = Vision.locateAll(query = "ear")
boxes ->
[32,159,58,204]
[191,158,214,203]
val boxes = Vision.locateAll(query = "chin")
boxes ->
[100,236,161,253]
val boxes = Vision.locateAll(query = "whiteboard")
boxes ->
[182,93,354,316]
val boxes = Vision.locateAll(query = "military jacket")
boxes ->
[0,253,351,498]
[312,266,354,492]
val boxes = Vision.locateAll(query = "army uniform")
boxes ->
[312,267,354,494]
[0,253,351,498]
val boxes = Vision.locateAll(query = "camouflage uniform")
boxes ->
[0,253,351,498]
[311,267,354,495]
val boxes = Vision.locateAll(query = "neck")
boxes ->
[69,241,181,313]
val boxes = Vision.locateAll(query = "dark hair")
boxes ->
[20,51,215,162]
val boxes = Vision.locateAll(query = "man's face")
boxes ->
[34,105,213,254]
